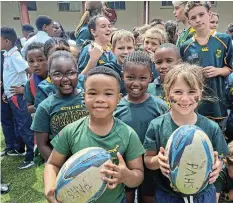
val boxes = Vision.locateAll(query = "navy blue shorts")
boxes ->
[155,187,216,203]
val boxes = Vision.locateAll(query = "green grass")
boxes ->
[0,128,47,203]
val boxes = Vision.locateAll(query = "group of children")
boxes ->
[1,1,233,203]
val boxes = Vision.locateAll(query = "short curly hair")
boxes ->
[184,1,211,18]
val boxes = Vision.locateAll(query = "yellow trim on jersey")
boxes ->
[184,38,195,53]
[212,33,227,49]
[46,76,51,83]
[206,116,227,120]
[189,27,195,33]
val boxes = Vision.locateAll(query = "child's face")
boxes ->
[154,48,180,80]
[169,76,201,116]
[123,64,152,103]
[209,15,219,30]
[44,23,54,37]
[92,17,112,43]
[113,38,135,65]
[50,58,78,96]
[173,3,186,23]
[27,49,48,78]
[143,36,161,54]
[188,6,211,31]
[0,37,9,50]
[84,74,121,119]
[53,22,62,37]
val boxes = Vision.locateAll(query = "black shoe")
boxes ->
[18,161,35,169]
[1,183,10,194]
[7,149,25,157]
[0,148,11,157]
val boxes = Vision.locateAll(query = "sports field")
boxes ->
[0,128,46,203]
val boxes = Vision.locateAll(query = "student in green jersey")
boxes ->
[143,63,228,203]
[31,51,88,163]
[44,66,145,203]
[180,1,232,123]
[147,43,181,100]
[114,51,168,203]
[172,1,195,48]
[215,141,233,202]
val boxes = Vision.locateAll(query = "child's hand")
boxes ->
[158,147,170,178]
[44,187,60,203]
[202,66,220,78]
[100,152,130,190]
[88,42,103,63]
[209,151,222,184]
[10,86,24,95]
[2,92,7,103]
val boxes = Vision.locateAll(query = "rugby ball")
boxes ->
[55,147,112,203]
[165,125,214,195]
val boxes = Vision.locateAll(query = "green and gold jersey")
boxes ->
[176,27,195,48]
[180,31,233,119]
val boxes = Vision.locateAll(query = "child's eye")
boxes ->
[174,91,182,94]
[105,92,113,96]
[191,16,196,20]
[88,92,96,95]
[126,76,134,80]
[189,90,197,94]
[167,59,174,63]
[140,77,147,80]
[155,60,162,64]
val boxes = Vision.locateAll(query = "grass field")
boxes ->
[0,128,46,203]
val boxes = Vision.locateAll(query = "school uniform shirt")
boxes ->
[214,165,233,202]
[20,37,27,47]
[180,31,233,120]
[114,95,168,143]
[147,77,165,100]
[176,27,195,48]
[75,24,92,47]
[77,43,116,74]
[21,31,51,58]
[31,90,88,140]
[51,116,145,203]
[34,77,56,109]
[143,112,229,198]
[3,46,28,99]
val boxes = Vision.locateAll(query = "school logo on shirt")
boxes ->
[98,59,105,64]
[108,145,119,164]
[216,49,222,58]
[201,47,209,52]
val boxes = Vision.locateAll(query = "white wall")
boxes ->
[1,1,233,37]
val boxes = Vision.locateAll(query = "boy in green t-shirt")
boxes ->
[215,141,233,203]
[44,66,145,203]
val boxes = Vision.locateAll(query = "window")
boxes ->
[27,1,37,11]
[161,1,173,7]
[58,1,81,12]
[107,1,125,10]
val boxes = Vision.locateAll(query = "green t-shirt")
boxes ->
[215,165,233,202]
[143,112,229,197]
[31,90,88,140]
[51,116,145,203]
[176,27,195,48]
[34,77,56,109]
[180,31,233,119]
[24,79,34,105]
[114,95,168,143]
[147,77,165,101]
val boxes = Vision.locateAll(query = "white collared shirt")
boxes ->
[21,31,51,58]
[3,46,28,98]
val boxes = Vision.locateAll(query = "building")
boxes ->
[1,1,233,37]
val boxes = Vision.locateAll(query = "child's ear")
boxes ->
[90,29,96,38]
[42,24,47,32]
[223,158,227,165]
[118,93,122,103]
[121,71,124,80]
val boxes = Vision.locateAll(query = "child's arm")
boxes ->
[228,189,233,200]
[35,132,52,161]
[27,104,35,114]
[144,147,170,178]
[44,149,67,203]
[100,152,144,189]
[216,193,220,203]
[80,43,103,75]
[202,66,231,78]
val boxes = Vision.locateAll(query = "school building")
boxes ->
[1,1,233,37]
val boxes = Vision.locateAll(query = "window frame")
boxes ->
[57,1,81,12]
